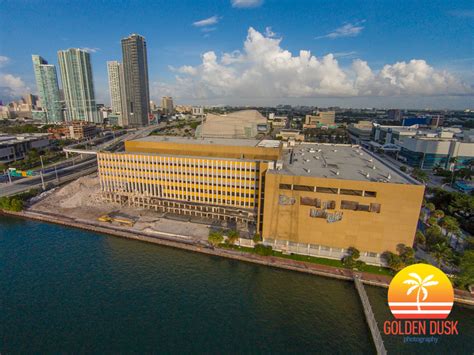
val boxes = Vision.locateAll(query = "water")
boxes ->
[1,216,473,353]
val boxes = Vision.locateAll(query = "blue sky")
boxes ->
[0,0,473,108]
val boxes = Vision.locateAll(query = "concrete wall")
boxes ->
[262,172,425,257]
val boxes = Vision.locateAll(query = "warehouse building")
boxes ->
[97,136,424,265]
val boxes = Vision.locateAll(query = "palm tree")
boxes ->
[403,273,439,311]
[431,242,452,267]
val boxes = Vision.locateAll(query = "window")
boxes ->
[300,197,320,206]
[279,183,292,190]
[323,200,336,210]
[357,204,370,212]
[316,186,338,194]
[293,184,314,192]
[366,251,378,258]
[310,209,327,218]
[279,195,295,205]
[341,200,358,210]
[370,203,381,213]
[340,189,363,196]
[364,191,377,198]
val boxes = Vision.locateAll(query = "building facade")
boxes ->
[107,61,124,115]
[121,34,150,127]
[0,134,50,164]
[97,137,424,265]
[160,96,174,115]
[31,55,63,123]
[58,49,99,123]
[304,111,336,128]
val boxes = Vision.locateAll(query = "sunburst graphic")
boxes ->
[388,264,454,319]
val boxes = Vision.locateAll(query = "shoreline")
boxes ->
[2,208,473,306]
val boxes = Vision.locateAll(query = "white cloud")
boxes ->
[80,47,100,53]
[193,15,220,27]
[231,0,263,8]
[0,73,30,100]
[0,56,10,68]
[264,26,276,38]
[154,27,472,102]
[316,21,365,39]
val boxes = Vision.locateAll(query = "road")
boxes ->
[0,124,160,198]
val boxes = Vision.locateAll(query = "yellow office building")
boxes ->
[97,136,424,265]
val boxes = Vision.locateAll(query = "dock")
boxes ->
[354,275,387,355]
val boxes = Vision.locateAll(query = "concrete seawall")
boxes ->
[2,209,473,306]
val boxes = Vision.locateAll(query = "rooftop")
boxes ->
[199,109,267,138]
[276,143,417,184]
[131,136,265,147]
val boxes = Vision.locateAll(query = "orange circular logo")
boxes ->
[388,264,454,319]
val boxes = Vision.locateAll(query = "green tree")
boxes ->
[252,233,261,243]
[439,216,460,236]
[425,225,446,249]
[431,242,452,267]
[226,229,239,245]
[342,246,361,269]
[400,166,407,172]
[425,202,436,212]
[412,168,428,183]
[415,231,426,246]
[208,231,224,246]
[427,216,438,226]
[457,251,474,289]
[384,252,404,272]
[432,210,445,219]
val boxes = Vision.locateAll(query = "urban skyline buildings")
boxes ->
[121,34,150,127]
[57,48,99,123]
[107,61,124,115]
[160,96,174,115]
[31,55,63,123]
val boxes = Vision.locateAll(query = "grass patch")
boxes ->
[219,243,392,276]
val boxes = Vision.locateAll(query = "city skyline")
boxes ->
[0,0,473,109]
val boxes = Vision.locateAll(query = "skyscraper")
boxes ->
[57,48,99,123]
[121,34,150,127]
[31,55,63,123]
[161,96,174,115]
[107,61,123,114]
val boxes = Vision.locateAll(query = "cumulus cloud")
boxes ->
[264,26,276,37]
[231,0,263,8]
[0,56,10,68]
[316,21,365,39]
[156,27,472,101]
[0,73,30,100]
[193,15,220,27]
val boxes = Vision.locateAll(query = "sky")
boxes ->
[0,0,473,109]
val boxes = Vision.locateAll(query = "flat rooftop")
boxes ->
[199,109,267,139]
[277,143,417,184]
[131,136,263,147]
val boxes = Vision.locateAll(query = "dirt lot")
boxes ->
[31,174,212,240]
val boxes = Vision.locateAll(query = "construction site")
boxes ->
[29,174,215,242]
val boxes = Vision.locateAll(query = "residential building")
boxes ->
[57,49,99,123]
[161,96,174,115]
[97,137,424,265]
[121,34,150,127]
[0,134,50,164]
[107,61,124,115]
[304,111,336,128]
[31,55,63,123]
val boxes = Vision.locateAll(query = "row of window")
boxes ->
[101,176,258,188]
[101,169,258,180]
[279,183,377,197]
[99,159,257,171]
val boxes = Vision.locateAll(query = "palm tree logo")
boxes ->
[403,273,439,311]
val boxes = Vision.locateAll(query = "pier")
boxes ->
[354,275,387,355]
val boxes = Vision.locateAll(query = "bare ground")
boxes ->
[30,174,211,240]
